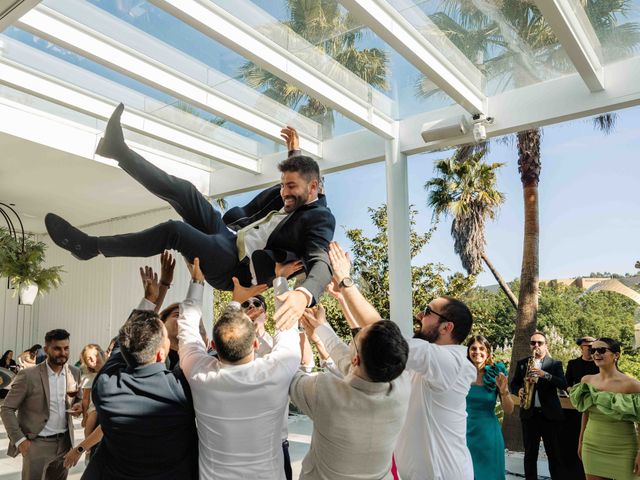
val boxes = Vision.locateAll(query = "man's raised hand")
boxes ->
[191,258,205,283]
[328,241,352,284]
[231,277,268,304]
[280,126,300,152]
[274,290,308,330]
[140,266,159,304]
[160,250,175,286]
[275,260,304,279]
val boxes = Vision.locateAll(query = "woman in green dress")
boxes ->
[570,337,640,480]
[466,335,514,480]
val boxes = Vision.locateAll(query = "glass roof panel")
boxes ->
[386,0,580,96]
[581,0,640,65]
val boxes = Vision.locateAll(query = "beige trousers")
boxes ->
[21,434,71,480]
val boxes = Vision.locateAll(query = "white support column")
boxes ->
[385,122,412,335]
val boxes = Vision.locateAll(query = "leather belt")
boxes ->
[37,432,67,439]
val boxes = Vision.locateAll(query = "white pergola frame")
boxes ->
[2,0,640,333]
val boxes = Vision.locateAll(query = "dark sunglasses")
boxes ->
[241,299,263,310]
[421,305,451,323]
[530,340,545,346]
[589,347,612,355]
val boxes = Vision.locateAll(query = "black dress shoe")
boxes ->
[95,103,128,159]
[45,213,98,261]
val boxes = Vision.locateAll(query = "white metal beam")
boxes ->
[149,0,396,139]
[17,2,322,155]
[0,57,261,172]
[535,0,604,92]
[0,0,40,29]
[340,0,486,115]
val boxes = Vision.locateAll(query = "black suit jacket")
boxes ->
[224,185,335,305]
[84,344,198,480]
[510,355,567,421]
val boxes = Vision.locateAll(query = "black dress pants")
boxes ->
[95,148,250,290]
[561,409,586,480]
[522,409,566,480]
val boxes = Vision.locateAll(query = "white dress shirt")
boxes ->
[289,323,411,480]
[39,362,68,436]
[394,339,477,480]
[178,282,301,480]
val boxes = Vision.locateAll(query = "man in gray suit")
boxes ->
[1,329,81,480]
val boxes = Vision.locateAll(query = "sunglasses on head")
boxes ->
[530,340,545,346]
[241,299,263,310]
[589,347,612,355]
[421,305,451,323]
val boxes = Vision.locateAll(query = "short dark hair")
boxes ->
[440,296,473,344]
[45,329,70,344]
[531,331,547,342]
[213,305,255,362]
[278,155,320,183]
[359,320,409,382]
[118,310,165,367]
[254,294,266,310]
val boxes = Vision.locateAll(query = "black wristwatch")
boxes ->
[339,277,354,289]
[76,445,85,454]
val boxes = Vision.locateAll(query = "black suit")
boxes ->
[96,148,335,304]
[510,355,568,480]
[84,344,198,480]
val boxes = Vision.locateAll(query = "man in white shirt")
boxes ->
[290,305,410,480]
[178,258,301,479]
[1,329,81,480]
[327,241,477,480]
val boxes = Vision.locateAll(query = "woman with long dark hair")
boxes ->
[571,337,640,480]
[0,350,16,370]
[466,335,514,480]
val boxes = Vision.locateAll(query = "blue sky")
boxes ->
[228,106,640,286]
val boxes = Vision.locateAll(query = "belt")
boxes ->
[37,432,67,439]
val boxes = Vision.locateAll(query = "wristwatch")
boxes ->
[76,445,85,454]
[339,277,354,289]
[543,372,551,381]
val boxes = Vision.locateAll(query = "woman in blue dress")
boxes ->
[466,335,514,480]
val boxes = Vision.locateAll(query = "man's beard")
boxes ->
[414,326,440,343]
[49,355,68,366]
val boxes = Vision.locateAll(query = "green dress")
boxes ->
[466,362,507,480]
[570,383,640,480]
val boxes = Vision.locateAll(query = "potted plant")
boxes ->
[0,229,63,305]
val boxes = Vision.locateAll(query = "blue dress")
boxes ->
[466,362,507,480]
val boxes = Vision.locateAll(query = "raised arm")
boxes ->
[328,241,382,327]
[177,258,207,378]
[153,250,175,313]
[326,278,359,330]
[302,305,352,376]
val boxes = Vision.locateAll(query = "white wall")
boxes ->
[1,208,214,362]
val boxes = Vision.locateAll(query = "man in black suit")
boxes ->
[45,104,335,327]
[510,331,568,480]
[84,269,198,480]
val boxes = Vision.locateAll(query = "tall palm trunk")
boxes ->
[481,252,518,309]
[503,128,542,451]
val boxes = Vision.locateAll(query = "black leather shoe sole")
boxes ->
[45,213,98,261]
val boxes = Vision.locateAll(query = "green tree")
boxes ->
[239,0,387,133]
[425,149,517,308]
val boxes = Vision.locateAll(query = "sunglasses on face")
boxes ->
[421,305,451,323]
[589,347,612,355]
[241,299,263,310]
[530,340,545,346]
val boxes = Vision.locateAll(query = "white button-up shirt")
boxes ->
[39,362,68,436]
[394,339,477,480]
[178,282,301,479]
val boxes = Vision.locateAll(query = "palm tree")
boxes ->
[239,0,388,134]
[425,149,518,308]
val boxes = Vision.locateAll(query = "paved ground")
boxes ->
[0,411,550,479]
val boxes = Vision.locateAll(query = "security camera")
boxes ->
[470,114,494,143]
[420,116,468,144]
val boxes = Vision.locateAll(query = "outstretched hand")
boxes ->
[325,278,343,300]
[274,290,308,330]
[231,277,268,304]
[280,126,299,151]
[328,241,352,284]
[140,266,159,303]
[191,258,205,283]
[160,250,175,286]
[301,305,327,336]
[275,260,304,279]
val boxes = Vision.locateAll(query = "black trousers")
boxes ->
[522,409,566,480]
[95,148,250,290]
[560,409,586,480]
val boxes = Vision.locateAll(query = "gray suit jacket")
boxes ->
[0,362,81,457]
